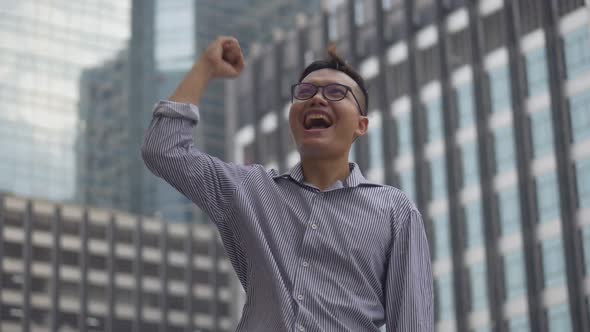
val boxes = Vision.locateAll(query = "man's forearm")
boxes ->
[168,61,212,105]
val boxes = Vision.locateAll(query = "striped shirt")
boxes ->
[142,100,434,332]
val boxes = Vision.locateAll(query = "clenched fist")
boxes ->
[169,36,245,105]
[200,36,245,79]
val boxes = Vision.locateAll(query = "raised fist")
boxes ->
[199,36,245,79]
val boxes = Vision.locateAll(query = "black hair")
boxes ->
[297,45,369,115]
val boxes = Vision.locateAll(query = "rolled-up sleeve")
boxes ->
[141,100,251,224]
[385,207,434,331]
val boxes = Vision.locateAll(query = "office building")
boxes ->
[228,0,590,331]
[0,193,234,332]
[77,50,132,213]
[0,1,131,203]
[135,0,324,222]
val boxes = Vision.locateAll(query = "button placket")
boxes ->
[291,192,321,322]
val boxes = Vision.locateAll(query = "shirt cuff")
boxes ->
[153,100,200,123]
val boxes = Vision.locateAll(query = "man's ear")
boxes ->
[353,116,369,140]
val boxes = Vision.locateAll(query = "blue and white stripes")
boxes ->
[142,100,434,331]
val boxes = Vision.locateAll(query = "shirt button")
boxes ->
[302,261,309,267]
[297,325,305,331]
[297,294,304,301]
[311,224,318,230]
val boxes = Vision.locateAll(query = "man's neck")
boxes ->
[300,156,350,191]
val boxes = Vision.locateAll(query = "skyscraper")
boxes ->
[152,0,323,223]
[77,50,132,212]
[229,0,590,331]
[0,1,131,203]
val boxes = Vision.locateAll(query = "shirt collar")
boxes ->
[274,162,383,188]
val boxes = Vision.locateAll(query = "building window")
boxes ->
[354,0,366,26]
[425,98,443,143]
[464,202,484,249]
[430,156,447,201]
[461,142,480,188]
[472,326,491,332]
[564,27,590,79]
[535,172,561,223]
[469,261,488,312]
[508,315,530,332]
[525,47,549,96]
[493,126,516,173]
[576,158,590,209]
[489,66,512,113]
[530,108,555,158]
[568,91,590,143]
[433,213,451,260]
[504,250,526,299]
[435,273,455,322]
[369,121,384,170]
[399,168,415,202]
[456,83,475,128]
[542,237,566,288]
[498,187,521,236]
[328,13,338,41]
[547,303,572,332]
[396,112,413,156]
[583,226,590,275]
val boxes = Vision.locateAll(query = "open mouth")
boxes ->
[303,113,333,130]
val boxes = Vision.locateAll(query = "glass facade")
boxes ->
[456,83,475,128]
[430,156,447,201]
[583,226,590,275]
[461,142,480,187]
[576,158,590,209]
[435,273,455,322]
[397,112,413,156]
[535,172,561,223]
[504,250,526,299]
[493,126,516,173]
[469,261,488,312]
[498,187,522,235]
[464,202,484,249]
[525,47,549,96]
[231,2,590,330]
[547,303,572,332]
[399,168,416,202]
[433,213,451,260]
[489,66,512,113]
[155,0,194,71]
[530,109,555,158]
[542,237,567,288]
[426,98,444,142]
[0,2,131,202]
[508,315,530,332]
[563,27,590,79]
[568,91,590,143]
[370,121,384,169]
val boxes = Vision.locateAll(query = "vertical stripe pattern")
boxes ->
[142,100,434,331]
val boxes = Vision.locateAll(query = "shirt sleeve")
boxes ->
[141,100,252,224]
[384,207,434,331]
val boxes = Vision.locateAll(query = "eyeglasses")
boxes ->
[291,82,364,115]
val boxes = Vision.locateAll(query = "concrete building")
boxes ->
[228,0,590,331]
[0,193,234,332]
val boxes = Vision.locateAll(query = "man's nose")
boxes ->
[308,88,329,106]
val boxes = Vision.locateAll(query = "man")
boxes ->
[142,36,433,331]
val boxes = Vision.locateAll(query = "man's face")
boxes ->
[289,68,368,160]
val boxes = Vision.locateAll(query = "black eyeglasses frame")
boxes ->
[291,82,365,116]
